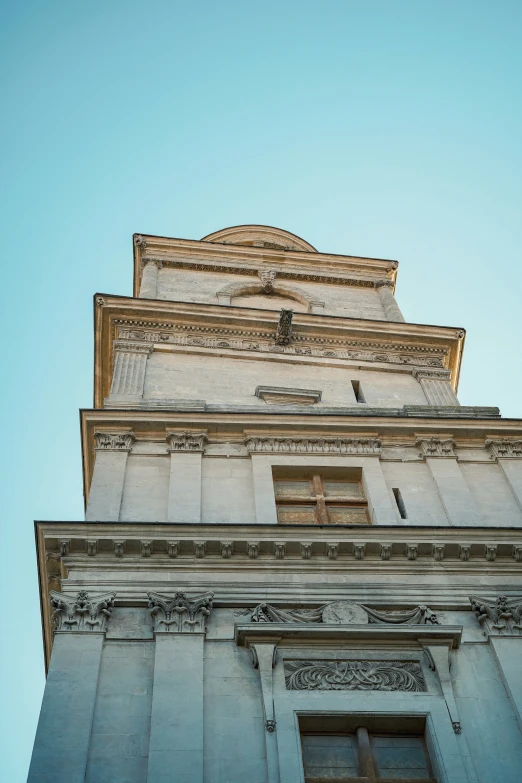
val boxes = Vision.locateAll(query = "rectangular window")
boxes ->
[351,380,366,403]
[300,719,436,782]
[273,468,369,525]
[393,487,407,519]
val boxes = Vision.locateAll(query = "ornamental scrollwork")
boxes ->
[469,595,522,636]
[244,437,381,455]
[284,660,426,692]
[249,601,439,626]
[50,590,116,633]
[148,591,214,633]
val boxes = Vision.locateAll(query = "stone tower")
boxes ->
[30,225,522,783]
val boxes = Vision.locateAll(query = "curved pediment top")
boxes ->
[201,224,317,253]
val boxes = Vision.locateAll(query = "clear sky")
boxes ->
[1,1,521,779]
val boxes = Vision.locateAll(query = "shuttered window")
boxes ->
[274,473,369,525]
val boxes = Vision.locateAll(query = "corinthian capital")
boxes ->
[166,431,208,452]
[94,431,135,451]
[485,439,522,459]
[416,437,456,458]
[50,590,116,633]
[148,591,214,633]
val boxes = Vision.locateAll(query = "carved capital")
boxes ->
[50,590,116,633]
[374,278,394,289]
[166,431,208,452]
[141,257,162,270]
[469,594,522,637]
[412,368,452,382]
[148,591,214,633]
[485,439,522,459]
[416,437,456,458]
[94,431,135,451]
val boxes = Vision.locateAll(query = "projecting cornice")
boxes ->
[94,295,465,408]
[132,231,399,299]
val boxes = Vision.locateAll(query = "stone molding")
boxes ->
[166,430,208,452]
[284,659,426,692]
[249,601,439,626]
[94,431,135,451]
[50,590,116,633]
[113,339,154,355]
[114,323,448,369]
[216,280,313,311]
[148,590,214,633]
[244,436,382,454]
[469,594,522,636]
[485,439,522,459]
[416,436,456,458]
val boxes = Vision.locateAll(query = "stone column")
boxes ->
[413,368,459,405]
[485,439,522,511]
[166,431,207,523]
[85,431,135,521]
[147,591,214,783]
[27,591,116,783]
[109,340,153,400]
[375,280,405,322]
[139,259,162,298]
[417,438,482,526]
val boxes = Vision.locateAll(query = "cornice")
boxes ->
[132,233,399,298]
[94,295,465,408]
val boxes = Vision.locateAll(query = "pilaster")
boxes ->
[413,368,459,406]
[27,591,116,783]
[486,439,522,511]
[109,340,153,400]
[139,258,162,298]
[147,591,214,783]
[375,279,405,322]
[417,437,483,526]
[166,431,207,523]
[85,431,134,521]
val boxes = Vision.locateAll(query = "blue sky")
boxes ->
[1,1,521,779]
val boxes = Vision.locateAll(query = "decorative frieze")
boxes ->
[486,439,522,459]
[284,659,426,692]
[94,431,135,451]
[50,590,116,633]
[166,431,208,452]
[244,436,381,455]
[469,595,522,636]
[275,308,293,345]
[249,601,439,626]
[148,591,214,633]
[416,437,456,458]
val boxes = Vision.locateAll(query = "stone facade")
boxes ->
[30,225,522,782]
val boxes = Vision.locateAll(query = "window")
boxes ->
[393,488,407,519]
[273,468,369,525]
[351,380,366,403]
[301,724,436,782]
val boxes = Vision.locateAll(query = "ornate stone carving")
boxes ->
[412,368,452,382]
[469,595,522,636]
[514,545,522,562]
[247,542,259,559]
[416,437,456,458]
[485,544,497,562]
[141,540,152,558]
[284,660,426,692]
[274,542,286,559]
[459,544,470,561]
[95,295,106,307]
[148,591,214,633]
[380,543,392,561]
[133,234,147,249]
[300,542,312,559]
[50,590,116,633]
[259,269,276,292]
[166,431,207,452]
[275,308,293,345]
[244,436,381,455]
[194,541,206,558]
[433,544,445,562]
[406,544,418,561]
[485,439,522,459]
[167,540,179,558]
[354,543,366,560]
[94,431,135,451]
[114,540,125,558]
[221,541,233,559]
[249,601,439,626]
[327,543,339,560]
[86,539,97,557]
[59,539,70,557]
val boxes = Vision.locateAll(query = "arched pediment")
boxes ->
[201,224,316,252]
[216,280,313,312]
